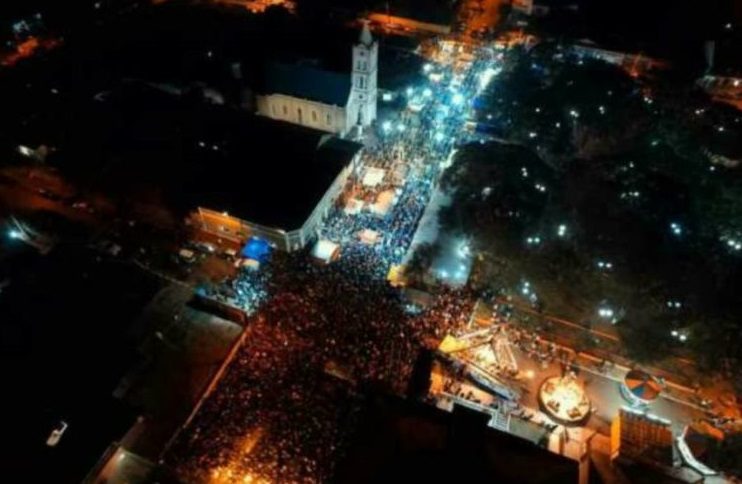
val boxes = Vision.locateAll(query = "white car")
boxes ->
[46,421,68,447]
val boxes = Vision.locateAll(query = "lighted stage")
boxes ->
[538,374,591,425]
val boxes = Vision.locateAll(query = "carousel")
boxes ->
[538,373,591,425]
[621,369,662,406]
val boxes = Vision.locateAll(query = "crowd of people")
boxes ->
[318,53,497,281]
[168,43,501,484]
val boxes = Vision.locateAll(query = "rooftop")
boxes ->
[59,82,362,231]
[260,61,352,106]
[335,394,579,483]
[0,245,161,482]
[188,116,361,230]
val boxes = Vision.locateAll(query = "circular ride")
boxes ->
[538,373,591,426]
[621,369,662,406]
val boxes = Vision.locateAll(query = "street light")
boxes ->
[8,229,22,240]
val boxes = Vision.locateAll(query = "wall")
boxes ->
[256,93,349,134]
[298,152,357,248]
[195,207,291,251]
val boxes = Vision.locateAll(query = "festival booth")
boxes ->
[237,258,261,271]
[370,190,396,217]
[387,264,407,287]
[358,229,380,245]
[312,239,340,264]
[235,237,271,271]
[362,167,386,187]
[344,198,364,215]
[391,164,408,187]
[241,237,271,262]
[621,369,662,406]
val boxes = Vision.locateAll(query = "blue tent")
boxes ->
[241,237,271,262]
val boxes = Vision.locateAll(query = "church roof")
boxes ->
[261,62,351,107]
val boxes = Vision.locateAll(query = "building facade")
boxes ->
[256,24,378,136]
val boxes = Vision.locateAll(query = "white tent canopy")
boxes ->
[362,167,386,187]
[358,229,380,245]
[312,239,340,264]
[344,198,364,215]
[370,189,396,217]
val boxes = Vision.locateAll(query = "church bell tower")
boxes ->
[351,22,378,128]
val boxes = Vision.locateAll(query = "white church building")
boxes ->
[255,23,378,136]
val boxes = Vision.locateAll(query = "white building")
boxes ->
[256,23,378,136]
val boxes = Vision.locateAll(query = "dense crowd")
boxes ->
[318,54,497,280]
[170,253,464,483]
[168,45,499,484]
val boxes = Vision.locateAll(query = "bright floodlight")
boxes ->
[598,307,614,319]
[382,92,393,102]
[452,92,465,105]
[423,63,433,73]
[8,229,22,240]
[406,87,414,96]
[479,67,498,90]
[382,121,392,132]
[557,224,567,237]
[397,122,406,132]
[434,131,445,142]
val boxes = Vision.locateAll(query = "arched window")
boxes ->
[297,108,303,123]
[326,113,332,125]
[312,111,317,122]
[282,105,288,115]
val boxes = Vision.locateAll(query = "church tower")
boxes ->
[351,22,378,128]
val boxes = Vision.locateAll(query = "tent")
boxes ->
[344,198,364,215]
[241,237,271,262]
[387,264,406,287]
[391,164,408,186]
[623,369,662,403]
[358,229,380,245]
[370,189,396,217]
[312,239,340,264]
[362,167,386,187]
[241,259,260,271]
